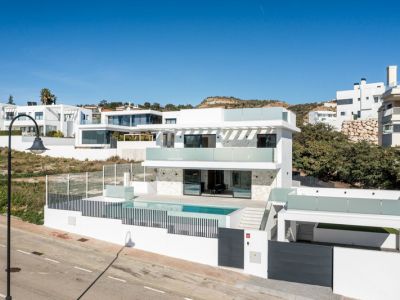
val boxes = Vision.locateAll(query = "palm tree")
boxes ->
[40,88,57,105]
[7,94,14,105]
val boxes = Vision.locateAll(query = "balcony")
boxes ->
[143,147,279,170]
[383,107,400,122]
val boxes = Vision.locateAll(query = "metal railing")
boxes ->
[47,197,219,238]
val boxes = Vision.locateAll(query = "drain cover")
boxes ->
[32,251,43,256]
[77,238,89,242]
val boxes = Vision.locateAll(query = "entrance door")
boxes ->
[183,169,201,195]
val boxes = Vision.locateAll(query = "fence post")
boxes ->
[130,163,133,181]
[45,175,48,206]
[102,165,105,192]
[67,174,70,210]
[114,164,117,186]
[86,172,88,198]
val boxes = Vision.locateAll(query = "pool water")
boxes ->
[182,205,236,215]
[124,201,237,215]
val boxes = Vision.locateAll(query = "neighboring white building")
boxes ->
[0,103,92,137]
[308,110,337,129]
[336,79,385,128]
[379,65,400,147]
[0,103,17,131]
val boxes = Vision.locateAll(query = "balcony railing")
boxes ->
[146,147,275,162]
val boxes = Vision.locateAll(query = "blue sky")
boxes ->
[1,0,399,106]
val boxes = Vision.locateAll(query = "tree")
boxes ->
[40,88,57,105]
[7,94,14,105]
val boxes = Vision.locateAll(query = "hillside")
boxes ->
[197,96,326,126]
[197,96,288,109]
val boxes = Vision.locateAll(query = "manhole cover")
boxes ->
[78,238,89,242]
[32,251,43,256]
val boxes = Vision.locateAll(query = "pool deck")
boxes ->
[133,193,267,209]
[85,194,267,209]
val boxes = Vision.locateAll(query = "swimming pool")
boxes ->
[123,200,237,215]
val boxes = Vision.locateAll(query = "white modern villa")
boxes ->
[0,102,92,137]
[307,110,337,128]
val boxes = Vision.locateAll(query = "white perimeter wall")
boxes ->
[314,227,397,249]
[0,136,118,160]
[44,207,218,266]
[296,186,400,200]
[334,247,400,300]
[244,229,268,278]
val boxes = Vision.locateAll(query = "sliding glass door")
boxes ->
[183,169,201,196]
[232,171,251,199]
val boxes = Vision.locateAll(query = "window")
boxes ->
[183,169,201,196]
[35,112,43,120]
[340,112,346,116]
[337,99,353,105]
[394,125,400,133]
[257,134,276,148]
[366,96,369,100]
[165,118,177,124]
[387,104,393,109]
[82,130,111,144]
[18,112,26,120]
[184,134,216,148]
[162,132,175,148]
[232,171,251,199]
[358,98,360,101]
[374,96,379,103]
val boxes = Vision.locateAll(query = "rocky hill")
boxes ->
[197,96,288,109]
[198,96,328,126]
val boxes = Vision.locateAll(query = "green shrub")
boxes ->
[0,130,22,136]
[46,130,64,138]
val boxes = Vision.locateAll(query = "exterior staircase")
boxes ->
[238,207,266,230]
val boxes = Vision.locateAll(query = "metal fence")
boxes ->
[47,197,219,238]
[47,163,157,203]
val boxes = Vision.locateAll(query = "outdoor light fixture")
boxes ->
[6,114,48,300]
[26,136,48,154]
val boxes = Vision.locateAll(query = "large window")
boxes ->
[183,169,201,196]
[82,130,111,144]
[232,171,251,199]
[107,114,162,127]
[162,132,175,148]
[257,134,276,148]
[337,99,353,105]
[184,134,216,148]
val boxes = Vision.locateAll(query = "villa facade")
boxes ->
[0,103,92,137]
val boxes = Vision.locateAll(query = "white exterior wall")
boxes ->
[276,129,292,188]
[336,81,385,128]
[333,247,400,300]
[308,111,337,129]
[44,207,218,266]
[314,227,397,249]
[244,229,268,278]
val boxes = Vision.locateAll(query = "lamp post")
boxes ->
[6,114,48,300]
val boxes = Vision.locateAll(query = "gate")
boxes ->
[218,228,244,269]
[268,241,333,287]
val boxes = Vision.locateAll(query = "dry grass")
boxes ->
[0,147,130,178]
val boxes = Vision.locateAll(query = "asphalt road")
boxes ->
[0,217,339,300]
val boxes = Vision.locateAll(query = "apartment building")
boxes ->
[379,65,400,147]
[0,103,92,137]
[336,78,385,128]
[308,110,337,129]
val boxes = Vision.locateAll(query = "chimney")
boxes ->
[387,65,398,88]
[360,78,367,85]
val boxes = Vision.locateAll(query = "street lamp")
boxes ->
[6,114,48,300]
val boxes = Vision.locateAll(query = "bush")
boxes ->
[46,130,64,138]
[293,124,400,189]
[0,130,22,136]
